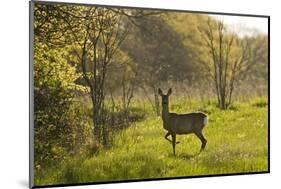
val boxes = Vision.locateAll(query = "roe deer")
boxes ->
[158,88,208,156]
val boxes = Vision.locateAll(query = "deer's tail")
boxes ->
[203,115,208,126]
[198,112,208,129]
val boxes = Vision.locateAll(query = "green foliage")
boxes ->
[34,42,91,170]
[34,44,81,91]
[251,96,268,108]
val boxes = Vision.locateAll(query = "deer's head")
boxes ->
[158,88,172,106]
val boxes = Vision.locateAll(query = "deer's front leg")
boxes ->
[165,132,172,143]
[165,132,180,144]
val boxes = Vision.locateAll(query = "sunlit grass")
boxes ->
[35,97,268,186]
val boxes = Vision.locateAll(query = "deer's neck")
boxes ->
[162,104,170,128]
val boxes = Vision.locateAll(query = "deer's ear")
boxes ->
[158,88,163,95]
[167,88,172,96]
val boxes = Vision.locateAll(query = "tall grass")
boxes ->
[35,96,268,186]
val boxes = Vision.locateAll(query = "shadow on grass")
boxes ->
[167,152,201,160]
[179,152,201,160]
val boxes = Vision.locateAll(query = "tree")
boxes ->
[34,2,160,144]
[199,18,265,109]
[122,13,192,115]
[105,50,138,128]
[61,7,130,144]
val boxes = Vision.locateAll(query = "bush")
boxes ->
[34,43,92,170]
[251,97,268,108]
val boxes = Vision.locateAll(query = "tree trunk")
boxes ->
[91,93,101,142]
[153,86,160,116]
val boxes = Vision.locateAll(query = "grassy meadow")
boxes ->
[35,96,268,186]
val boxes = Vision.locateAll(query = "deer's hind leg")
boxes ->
[195,131,207,152]
[172,133,176,156]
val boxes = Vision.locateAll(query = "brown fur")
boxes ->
[158,88,208,155]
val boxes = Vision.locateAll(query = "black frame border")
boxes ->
[29,0,270,188]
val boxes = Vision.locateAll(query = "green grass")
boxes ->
[35,97,268,186]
